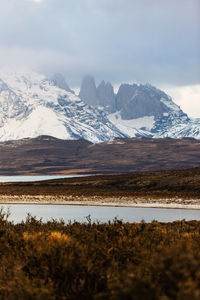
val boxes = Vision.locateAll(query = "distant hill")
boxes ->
[0,135,200,175]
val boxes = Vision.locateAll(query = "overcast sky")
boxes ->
[0,0,200,116]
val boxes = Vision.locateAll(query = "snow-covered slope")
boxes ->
[108,113,154,137]
[108,83,200,140]
[0,69,125,143]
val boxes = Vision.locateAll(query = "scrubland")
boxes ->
[0,209,200,299]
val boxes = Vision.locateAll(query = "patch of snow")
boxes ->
[160,97,180,113]
[106,138,126,145]
[0,106,71,141]
[108,112,155,137]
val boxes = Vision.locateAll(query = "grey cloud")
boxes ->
[0,0,199,87]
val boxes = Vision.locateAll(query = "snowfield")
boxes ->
[108,113,154,137]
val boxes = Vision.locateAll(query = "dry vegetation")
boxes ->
[0,209,200,299]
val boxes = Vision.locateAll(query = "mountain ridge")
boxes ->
[79,76,200,139]
[0,69,199,143]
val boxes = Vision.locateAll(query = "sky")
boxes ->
[0,0,199,117]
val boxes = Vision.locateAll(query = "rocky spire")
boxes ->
[79,75,99,107]
[96,81,116,113]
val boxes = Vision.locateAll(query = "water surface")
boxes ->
[1,204,200,224]
[0,175,82,182]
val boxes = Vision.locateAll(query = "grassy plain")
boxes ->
[0,168,200,208]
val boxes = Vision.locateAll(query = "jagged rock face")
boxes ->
[120,90,169,120]
[108,82,200,139]
[79,76,116,112]
[50,73,74,94]
[96,81,115,113]
[79,75,99,107]
[115,84,138,111]
[114,83,188,121]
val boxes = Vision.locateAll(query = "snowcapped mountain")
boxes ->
[0,69,199,144]
[79,76,200,140]
[0,69,125,143]
[109,83,200,139]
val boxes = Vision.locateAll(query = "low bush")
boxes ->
[0,210,200,299]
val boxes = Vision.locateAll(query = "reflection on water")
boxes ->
[1,204,200,224]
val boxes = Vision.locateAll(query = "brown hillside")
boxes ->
[0,136,200,175]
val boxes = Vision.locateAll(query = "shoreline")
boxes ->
[1,195,200,210]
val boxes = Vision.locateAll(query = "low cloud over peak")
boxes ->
[0,0,199,88]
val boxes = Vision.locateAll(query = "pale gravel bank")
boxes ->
[0,195,200,210]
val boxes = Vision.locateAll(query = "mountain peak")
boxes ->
[79,75,99,106]
[50,73,74,94]
[96,80,115,113]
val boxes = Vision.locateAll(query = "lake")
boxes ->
[0,175,83,182]
[1,204,200,224]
